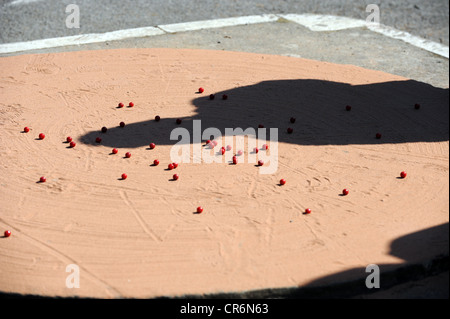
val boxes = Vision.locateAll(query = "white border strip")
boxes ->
[0,27,164,54]
[279,13,367,31]
[159,14,278,33]
[8,0,44,6]
[368,24,449,59]
[280,13,449,59]
[0,13,448,59]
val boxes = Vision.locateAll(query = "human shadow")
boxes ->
[0,223,447,299]
[178,223,449,299]
[80,79,449,148]
[286,223,449,299]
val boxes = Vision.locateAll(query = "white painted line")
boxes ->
[278,13,449,59]
[368,24,449,59]
[8,0,44,6]
[0,13,448,59]
[0,27,164,54]
[158,14,279,33]
[279,13,367,31]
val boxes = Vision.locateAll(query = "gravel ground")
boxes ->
[0,0,448,45]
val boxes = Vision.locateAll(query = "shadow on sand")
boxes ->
[1,223,447,299]
[79,79,449,148]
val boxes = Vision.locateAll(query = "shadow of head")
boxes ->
[80,79,449,148]
[389,223,449,263]
[279,223,449,299]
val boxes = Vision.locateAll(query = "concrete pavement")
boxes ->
[0,0,448,45]
[1,15,448,88]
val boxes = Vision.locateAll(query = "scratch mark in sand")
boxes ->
[247,179,257,198]
[0,217,122,298]
[119,190,162,242]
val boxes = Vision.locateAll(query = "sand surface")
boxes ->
[0,48,448,298]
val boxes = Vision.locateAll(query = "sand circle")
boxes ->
[0,48,448,298]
